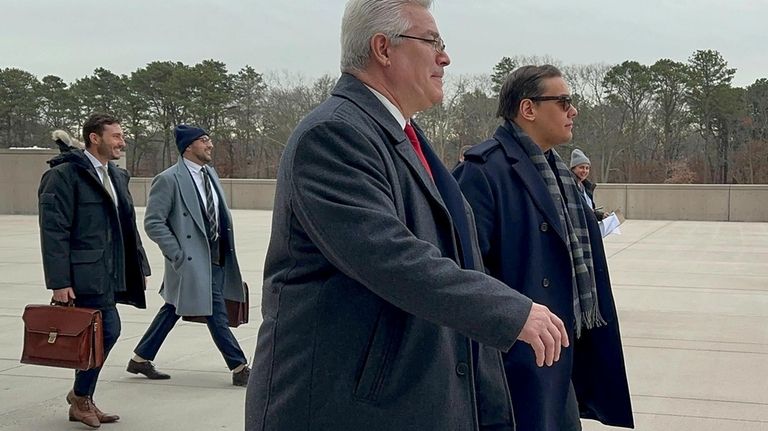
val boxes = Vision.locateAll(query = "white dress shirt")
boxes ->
[183,158,220,223]
[364,85,409,129]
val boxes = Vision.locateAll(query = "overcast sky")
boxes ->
[2,0,765,88]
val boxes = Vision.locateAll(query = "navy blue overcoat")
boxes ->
[454,122,634,430]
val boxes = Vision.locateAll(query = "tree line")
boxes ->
[1,49,766,183]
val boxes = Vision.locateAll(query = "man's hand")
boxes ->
[52,287,76,303]
[517,303,569,367]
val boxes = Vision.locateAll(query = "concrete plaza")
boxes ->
[0,210,766,430]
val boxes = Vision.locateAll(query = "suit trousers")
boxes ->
[133,264,247,370]
[73,306,120,397]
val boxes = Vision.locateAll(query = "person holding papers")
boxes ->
[570,149,606,220]
[570,149,624,237]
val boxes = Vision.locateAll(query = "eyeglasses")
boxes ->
[395,34,446,53]
[528,95,573,112]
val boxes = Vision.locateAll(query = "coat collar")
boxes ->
[332,73,446,211]
[172,157,206,234]
[494,122,568,244]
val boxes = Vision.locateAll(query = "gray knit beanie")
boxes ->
[570,149,591,168]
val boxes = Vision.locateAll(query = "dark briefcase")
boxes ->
[21,303,104,370]
[182,282,249,328]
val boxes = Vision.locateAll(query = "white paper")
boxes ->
[599,213,622,238]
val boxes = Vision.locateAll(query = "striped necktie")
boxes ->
[200,167,219,241]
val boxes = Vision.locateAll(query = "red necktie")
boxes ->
[404,123,433,178]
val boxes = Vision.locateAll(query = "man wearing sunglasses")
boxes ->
[454,65,633,431]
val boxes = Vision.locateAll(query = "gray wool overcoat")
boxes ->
[144,158,244,316]
[245,73,537,431]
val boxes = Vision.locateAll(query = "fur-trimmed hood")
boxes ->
[48,129,91,169]
[46,147,92,170]
[51,129,84,153]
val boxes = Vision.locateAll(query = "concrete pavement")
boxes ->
[0,210,766,430]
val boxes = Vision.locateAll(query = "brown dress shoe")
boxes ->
[67,390,119,423]
[66,390,100,428]
[91,402,119,423]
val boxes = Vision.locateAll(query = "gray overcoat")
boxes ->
[144,158,244,316]
[246,73,536,431]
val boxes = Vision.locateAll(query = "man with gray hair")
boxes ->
[246,1,569,430]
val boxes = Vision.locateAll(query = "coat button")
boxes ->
[187,256,192,261]
[542,278,550,288]
[455,362,468,376]
[186,235,191,239]
[540,222,549,232]
[183,212,188,216]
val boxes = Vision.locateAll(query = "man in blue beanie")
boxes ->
[127,124,251,386]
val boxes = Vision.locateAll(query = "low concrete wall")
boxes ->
[595,184,768,222]
[729,185,768,222]
[127,178,276,210]
[2,151,767,220]
[1,150,277,213]
[0,148,58,215]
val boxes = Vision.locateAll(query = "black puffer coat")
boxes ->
[38,149,149,309]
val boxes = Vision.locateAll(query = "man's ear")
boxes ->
[89,132,100,146]
[519,99,536,122]
[370,33,391,67]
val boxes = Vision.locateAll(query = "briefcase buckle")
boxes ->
[48,330,58,344]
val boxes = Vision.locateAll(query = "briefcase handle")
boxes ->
[50,299,75,307]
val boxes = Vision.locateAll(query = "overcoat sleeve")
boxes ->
[38,169,75,290]
[288,121,531,351]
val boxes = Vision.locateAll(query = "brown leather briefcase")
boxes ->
[181,282,249,328]
[21,303,104,370]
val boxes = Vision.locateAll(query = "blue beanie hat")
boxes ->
[175,125,208,154]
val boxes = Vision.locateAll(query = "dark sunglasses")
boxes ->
[528,95,573,112]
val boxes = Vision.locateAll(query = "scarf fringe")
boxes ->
[576,308,608,338]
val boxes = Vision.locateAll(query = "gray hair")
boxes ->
[340,0,433,73]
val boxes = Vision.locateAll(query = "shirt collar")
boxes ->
[182,157,205,174]
[84,149,106,170]
[364,84,408,130]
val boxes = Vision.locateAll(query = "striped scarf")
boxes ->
[507,122,606,337]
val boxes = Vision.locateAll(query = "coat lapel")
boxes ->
[173,158,206,234]
[331,74,450,216]
[391,134,447,207]
[494,125,568,244]
[416,124,475,269]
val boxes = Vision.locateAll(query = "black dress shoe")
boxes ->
[126,359,171,380]
[232,365,250,387]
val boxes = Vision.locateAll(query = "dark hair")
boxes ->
[82,113,120,148]
[496,64,563,121]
